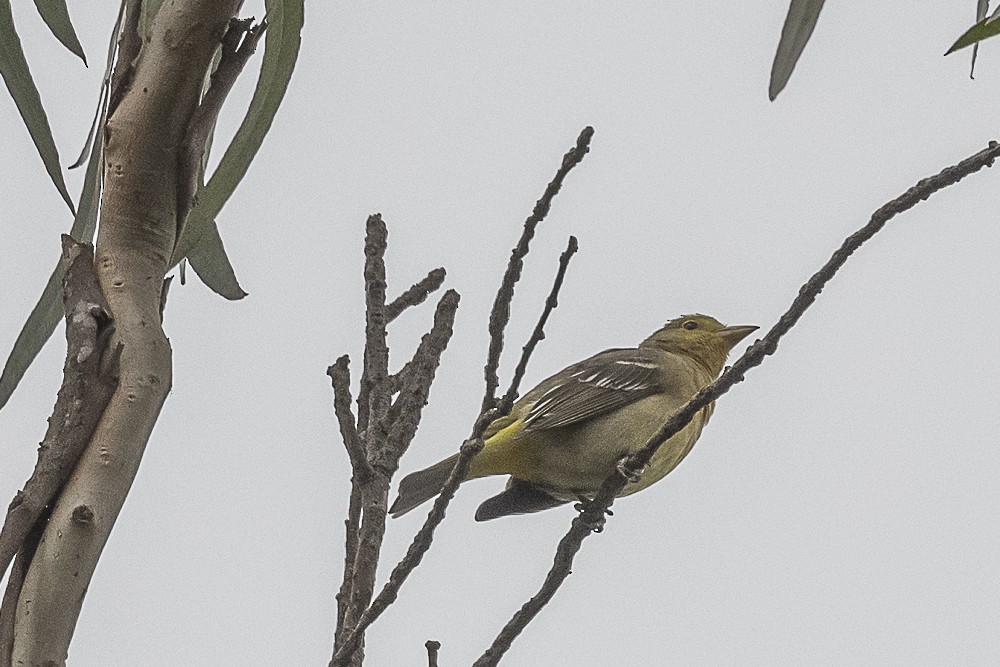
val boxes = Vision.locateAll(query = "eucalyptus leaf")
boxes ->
[0,124,103,410]
[33,0,86,64]
[0,3,123,410]
[187,221,248,300]
[947,6,1000,55]
[769,0,826,101]
[170,0,304,273]
[0,0,75,212]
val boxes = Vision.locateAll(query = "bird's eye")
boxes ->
[683,320,698,330]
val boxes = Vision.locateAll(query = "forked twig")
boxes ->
[500,235,578,413]
[482,127,594,413]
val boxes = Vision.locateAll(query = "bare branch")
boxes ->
[335,484,363,648]
[382,290,461,468]
[357,214,391,434]
[386,267,446,324]
[472,512,592,667]
[332,434,483,667]
[0,238,118,583]
[473,139,1000,667]
[334,136,591,665]
[327,356,372,482]
[481,127,594,413]
[499,235,578,414]
[426,640,441,667]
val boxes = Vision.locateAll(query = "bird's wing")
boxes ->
[522,348,663,430]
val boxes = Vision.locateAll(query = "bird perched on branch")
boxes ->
[389,314,757,521]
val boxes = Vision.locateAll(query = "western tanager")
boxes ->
[389,314,757,521]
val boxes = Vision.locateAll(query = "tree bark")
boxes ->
[11,2,241,664]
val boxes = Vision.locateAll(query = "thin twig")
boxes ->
[425,640,441,667]
[473,139,1000,667]
[386,268,446,324]
[328,357,372,482]
[334,483,362,649]
[481,127,594,414]
[329,356,369,646]
[499,235,578,413]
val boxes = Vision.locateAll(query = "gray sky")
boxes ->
[3,2,1000,665]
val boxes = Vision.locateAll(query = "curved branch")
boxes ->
[473,139,1000,667]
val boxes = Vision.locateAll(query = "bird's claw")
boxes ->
[616,456,645,483]
[574,497,613,532]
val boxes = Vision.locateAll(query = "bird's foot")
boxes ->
[574,496,612,532]
[616,455,646,483]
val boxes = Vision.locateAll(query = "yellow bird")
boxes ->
[389,314,757,521]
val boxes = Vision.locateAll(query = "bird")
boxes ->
[388,314,758,521]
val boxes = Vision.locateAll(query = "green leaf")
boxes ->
[170,0,305,275]
[0,124,103,410]
[33,0,86,64]
[769,0,826,101]
[0,2,123,410]
[186,221,248,300]
[946,6,1000,55]
[0,0,76,212]
[70,1,124,169]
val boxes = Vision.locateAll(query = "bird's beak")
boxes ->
[718,325,758,348]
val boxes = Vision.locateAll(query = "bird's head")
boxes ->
[640,314,758,376]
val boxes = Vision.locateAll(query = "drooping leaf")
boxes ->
[0,3,123,410]
[769,0,826,101]
[0,0,75,212]
[946,5,1000,55]
[70,1,124,169]
[0,124,103,410]
[32,0,86,64]
[187,221,248,300]
[170,0,304,278]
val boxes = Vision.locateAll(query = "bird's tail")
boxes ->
[389,453,460,518]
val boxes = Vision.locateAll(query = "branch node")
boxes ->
[71,505,94,526]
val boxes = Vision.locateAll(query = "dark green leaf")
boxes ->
[33,0,86,64]
[769,0,826,101]
[946,6,1000,55]
[0,0,75,212]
